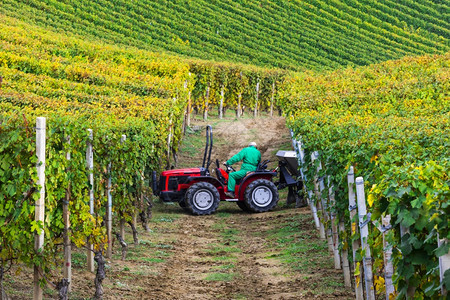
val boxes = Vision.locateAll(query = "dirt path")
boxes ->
[4,115,353,299]
[179,115,293,170]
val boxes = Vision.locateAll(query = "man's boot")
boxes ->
[225,191,236,198]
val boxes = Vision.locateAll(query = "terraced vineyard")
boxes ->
[0,0,449,299]
[1,0,448,70]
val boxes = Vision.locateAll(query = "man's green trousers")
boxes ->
[227,168,251,193]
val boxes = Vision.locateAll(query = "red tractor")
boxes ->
[152,125,305,215]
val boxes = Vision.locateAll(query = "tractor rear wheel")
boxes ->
[185,182,220,215]
[244,179,278,213]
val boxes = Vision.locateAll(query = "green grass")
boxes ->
[211,264,235,270]
[212,256,238,262]
[72,252,87,268]
[264,214,342,288]
[204,272,236,282]
[152,216,177,223]
[206,244,242,255]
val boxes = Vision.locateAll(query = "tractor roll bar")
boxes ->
[202,125,213,169]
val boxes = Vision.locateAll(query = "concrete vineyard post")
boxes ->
[295,139,319,228]
[86,129,94,273]
[328,176,341,269]
[237,93,242,118]
[120,135,127,240]
[438,235,449,296]
[203,84,210,121]
[63,136,72,291]
[254,79,260,117]
[219,85,224,119]
[186,73,192,127]
[270,80,275,117]
[106,162,112,259]
[34,117,46,300]
[355,177,375,300]
[319,176,333,254]
[348,167,363,300]
[400,225,416,297]
[339,220,352,287]
[382,215,395,299]
[236,71,242,118]
[311,151,326,239]
[293,138,320,230]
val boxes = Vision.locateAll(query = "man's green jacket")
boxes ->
[226,146,261,171]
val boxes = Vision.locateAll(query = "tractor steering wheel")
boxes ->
[223,162,236,173]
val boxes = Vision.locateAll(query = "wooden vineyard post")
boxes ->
[438,235,449,296]
[219,85,224,119]
[328,176,341,269]
[34,117,46,300]
[348,167,363,300]
[119,135,127,241]
[339,219,352,287]
[355,177,375,300]
[86,129,95,273]
[270,80,275,117]
[382,215,395,299]
[254,78,260,117]
[63,136,72,291]
[106,162,113,259]
[311,151,326,240]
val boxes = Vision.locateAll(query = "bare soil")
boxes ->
[4,114,353,299]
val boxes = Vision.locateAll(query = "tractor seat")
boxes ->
[216,168,226,185]
[235,172,254,185]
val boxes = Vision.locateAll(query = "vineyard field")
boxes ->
[280,53,449,298]
[0,0,448,71]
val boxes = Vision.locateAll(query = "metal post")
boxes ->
[34,117,46,300]
[356,177,375,300]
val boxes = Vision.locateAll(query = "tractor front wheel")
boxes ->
[185,182,220,215]
[244,179,278,213]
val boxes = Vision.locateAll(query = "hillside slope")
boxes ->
[1,0,448,70]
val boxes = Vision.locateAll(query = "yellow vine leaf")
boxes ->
[367,193,375,207]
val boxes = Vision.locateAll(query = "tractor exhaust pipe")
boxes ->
[202,125,213,169]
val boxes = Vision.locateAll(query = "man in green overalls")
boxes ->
[224,142,261,198]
